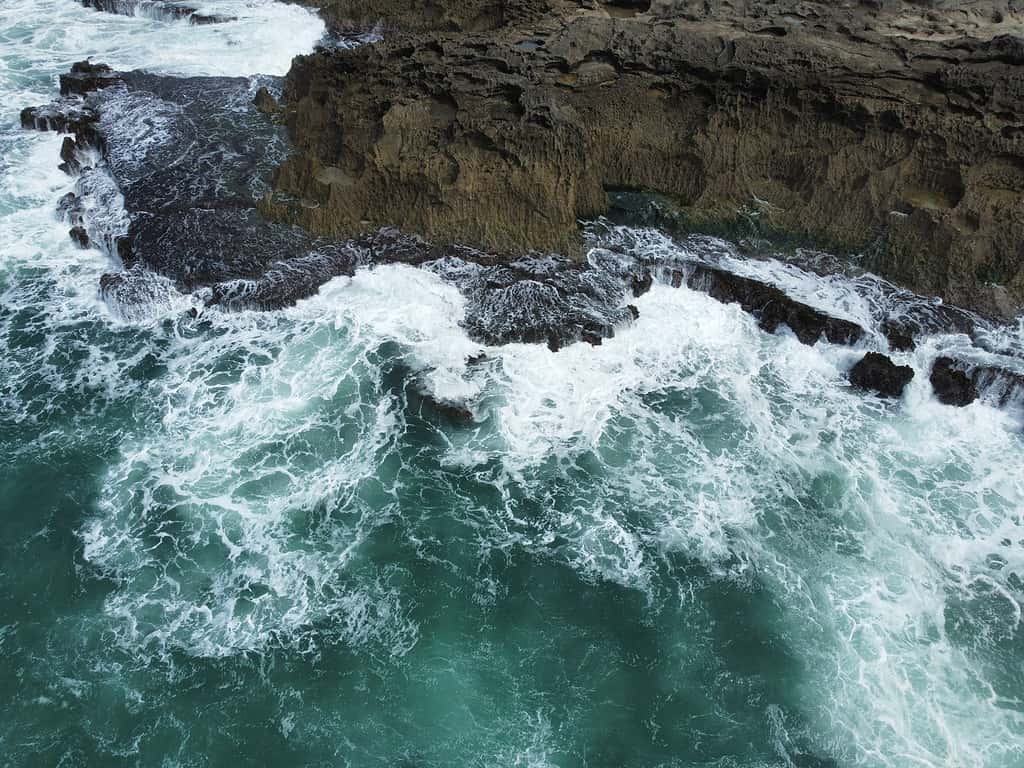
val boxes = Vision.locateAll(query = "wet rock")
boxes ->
[928,357,1024,408]
[881,320,916,352]
[681,264,864,346]
[930,357,979,407]
[205,245,359,310]
[189,13,236,24]
[848,352,914,399]
[426,254,634,349]
[115,236,134,267]
[79,0,194,20]
[630,269,652,298]
[69,226,90,249]
[969,364,1024,408]
[253,86,279,115]
[58,136,80,175]
[56,192,84,226]
[424,396,476,423]
[20,101,99,134]
[59,60,121,97]
[99,268,184,322]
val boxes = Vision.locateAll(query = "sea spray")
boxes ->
[2,1,1024,766]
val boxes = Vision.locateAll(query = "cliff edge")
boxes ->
[268,0,1024,318]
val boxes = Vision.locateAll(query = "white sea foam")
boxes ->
[3,0,1024,763]
[0,0,324,80]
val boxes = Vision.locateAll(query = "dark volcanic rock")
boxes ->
[69,226,91,249]
[423,395,476,423]
[930,357,980,406]
[630,270,652,298]
[59,136,80,175]
[680,264,865,346]
[928,356,1024,407]
[848,352,915,398]
[20,102,98,133]
[56,192,84,226]
[60,60,121,97]
[970,363,1024,407]
[427,252,635,349]
[79,0,194,17]
[275,0,1024,319]
[881,321,916,352]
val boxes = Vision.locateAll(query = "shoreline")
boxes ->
[272,0,1024,321]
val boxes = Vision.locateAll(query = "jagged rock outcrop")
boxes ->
[674,264,865,345]
[931,356,981,405]
[273,0,1024,319]
[930,354,1024,406]
[305,0,553,35]
[848,351,915,398]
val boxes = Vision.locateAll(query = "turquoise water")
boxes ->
[2,3,1024,766]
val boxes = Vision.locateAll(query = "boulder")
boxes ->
[848,352,914,398]
[930,357,979,407]
[881,321,916,352]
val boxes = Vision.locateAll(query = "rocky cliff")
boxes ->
[270,0,1024,318]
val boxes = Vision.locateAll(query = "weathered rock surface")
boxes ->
[930,356,980,405]
[274,0,1024,318]
[848,351,915,398]
[676,264,865,345]
[60,60,122,97]
[23,61,1017,369]
[930,354,1024,406]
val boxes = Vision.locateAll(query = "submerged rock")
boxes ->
[930,357,979,407]
[848,352,914,399]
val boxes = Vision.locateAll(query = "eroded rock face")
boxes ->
[849,352,915,398]
[274,0,1024,318]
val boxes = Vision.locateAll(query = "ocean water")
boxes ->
[2,2,1024,766]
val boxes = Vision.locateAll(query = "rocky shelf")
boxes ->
[18,0,1024,411]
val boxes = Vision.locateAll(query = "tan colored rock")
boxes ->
[272,0,1024,317]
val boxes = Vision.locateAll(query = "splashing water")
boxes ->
[2,2,1024,767]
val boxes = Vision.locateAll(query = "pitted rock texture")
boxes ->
[273,0,1024,319]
